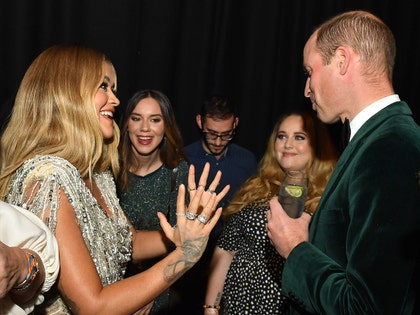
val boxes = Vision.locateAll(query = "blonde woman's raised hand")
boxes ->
[187,163,229,209]
[158,163,229,263]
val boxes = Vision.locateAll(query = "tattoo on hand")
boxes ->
[163,236,207,281]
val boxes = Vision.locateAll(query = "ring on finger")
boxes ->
[197,214,208,224]
[206,189,215,194]
[175,213,186,217]
[187,187,196,192]
[186,211,198,220]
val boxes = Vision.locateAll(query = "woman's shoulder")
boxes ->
[17,155,80,182]
[163,159,189,176]
[176,159,189,173]
[173,160,189,185]
[26,154,76,170]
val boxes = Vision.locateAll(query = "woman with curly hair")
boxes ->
[203,110,338,315]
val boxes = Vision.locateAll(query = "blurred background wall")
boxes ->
[1,0,418,159]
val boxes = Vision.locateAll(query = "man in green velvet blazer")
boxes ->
[266,10,420,314]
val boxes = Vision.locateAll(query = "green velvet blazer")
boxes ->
[282,101,420,314]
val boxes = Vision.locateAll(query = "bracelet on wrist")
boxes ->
[12,249,39,291]
[203,304,221,310]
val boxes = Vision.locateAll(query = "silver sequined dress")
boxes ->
[5,155,132,314]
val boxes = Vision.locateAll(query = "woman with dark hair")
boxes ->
[118,89,189,314]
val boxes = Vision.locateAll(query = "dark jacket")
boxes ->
[283,101,420,314]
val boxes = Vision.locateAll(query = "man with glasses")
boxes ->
[184,95,257,209]
[171,96,257,314]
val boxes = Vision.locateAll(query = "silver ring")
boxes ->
[197,214,208,224]
[186,211,198,220]
[187,187,196,192]
[206,189,215,195]
[175,213,186,217]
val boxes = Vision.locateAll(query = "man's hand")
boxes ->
[266,197,311,258]
[0,242,25,298]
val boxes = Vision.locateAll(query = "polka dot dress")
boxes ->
[218,201,289,314]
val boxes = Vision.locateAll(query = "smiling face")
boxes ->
[274,115,312,172]
[127,97,165,157]
[94,62,120,139]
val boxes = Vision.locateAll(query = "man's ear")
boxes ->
[196,114,203,129]
[234,117,239,128]
[336,46,350,75]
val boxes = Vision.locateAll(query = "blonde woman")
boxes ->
[0,44,229,314]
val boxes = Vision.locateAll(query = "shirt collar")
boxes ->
[349,94,400,140]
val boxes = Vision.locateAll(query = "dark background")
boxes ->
[1,0,418,160]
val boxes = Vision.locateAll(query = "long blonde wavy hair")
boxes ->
[224,110,338,219]
[0,45,120,199]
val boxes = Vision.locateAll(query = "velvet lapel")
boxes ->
[309,101,414,237]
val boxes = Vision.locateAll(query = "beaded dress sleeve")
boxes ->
[4,155,132,314]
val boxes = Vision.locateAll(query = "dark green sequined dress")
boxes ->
[119,161,188,315]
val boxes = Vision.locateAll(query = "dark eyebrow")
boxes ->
[207,129,232,135]
[277,131,307,136]
[131,112,163,118]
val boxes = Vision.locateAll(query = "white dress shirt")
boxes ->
[349,94,401,141]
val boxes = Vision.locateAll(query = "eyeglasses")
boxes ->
[202,130,235,141]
